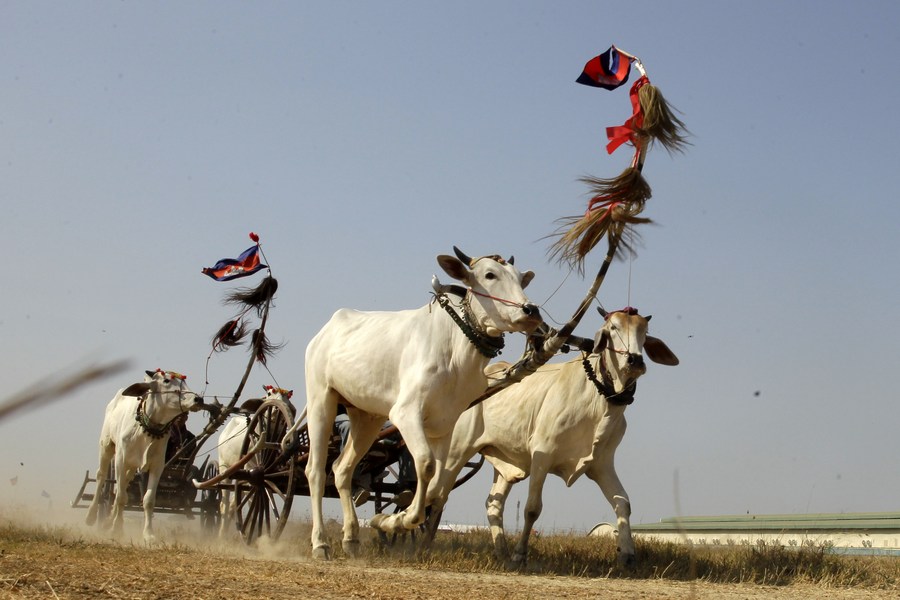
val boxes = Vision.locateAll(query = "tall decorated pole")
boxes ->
[475,46,689,403]
[173,232,281,464]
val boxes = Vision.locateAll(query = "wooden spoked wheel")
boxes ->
[234,399,295,545]
[199,462,221,532]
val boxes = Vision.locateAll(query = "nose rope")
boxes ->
[466,288,528,308]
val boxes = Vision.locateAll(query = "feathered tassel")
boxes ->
[550,169,652,269]
[550,48,687,270]
[224,276,278,317]
[251,329,284,365]
[212,319,249,352]
[636,83,690,155]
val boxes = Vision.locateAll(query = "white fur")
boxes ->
[304,249,541,559]
[84,370,202,542]
[426,311,678,566]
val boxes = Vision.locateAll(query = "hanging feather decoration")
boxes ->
[223,276,278,318]
[251,329,285,365]
[212,319,249,352]
[636,83,690,155]
[551,46,688,269]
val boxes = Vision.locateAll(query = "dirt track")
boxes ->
[0,511,896,599]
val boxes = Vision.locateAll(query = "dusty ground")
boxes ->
[0,511,896,599]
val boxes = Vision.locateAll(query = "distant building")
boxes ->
[591,512,900,556]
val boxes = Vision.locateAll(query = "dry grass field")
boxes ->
[1,506,898,599]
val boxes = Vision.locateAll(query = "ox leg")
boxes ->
[305,391,338,560]
[334,412,383,557]
[85,445,114,526]
[485,469,514,561]
[511,457,549,566]
[588,459,634,566]
[421,462,460,547]
[141,444,166,543]
[109,457,131,538]
[218,487,234,538]
[369,416,439,535]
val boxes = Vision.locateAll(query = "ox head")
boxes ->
[437,246,542,336]
[122,369,203,415]
[263,384,298,419]
[593,307,679,390]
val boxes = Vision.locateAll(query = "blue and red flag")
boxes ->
[576,46,632,90]
[202,245,267,281]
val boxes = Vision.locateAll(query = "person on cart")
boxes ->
[166,413,196,462]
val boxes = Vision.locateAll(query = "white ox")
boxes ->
[304,246,542,559]
[425,307,678,566]
[85,369,203,541]
[216,386,294,537]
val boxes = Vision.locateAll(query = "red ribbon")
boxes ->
[605,76,650,155]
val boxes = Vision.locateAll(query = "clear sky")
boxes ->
[2,2,899,535]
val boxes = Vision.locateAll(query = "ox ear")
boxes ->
[521,270,535,289]
[592,330,609,355]
[437,254,470,283]
[644,335,679,366]
[122,382,152,397]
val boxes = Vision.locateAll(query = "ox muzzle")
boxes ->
[626,353,645,369]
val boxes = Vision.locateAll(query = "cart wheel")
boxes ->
[234,399,295,545]
[199,462,221,532]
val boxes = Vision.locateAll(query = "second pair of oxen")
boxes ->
[425,307,679,566]
[303,246,542,559]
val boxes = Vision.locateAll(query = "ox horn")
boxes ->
[453,246,474,268]
[596,306,609,318]
[508,255,515,265]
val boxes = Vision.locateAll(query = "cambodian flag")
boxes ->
[576,46,632,90]
[202,245,267,281]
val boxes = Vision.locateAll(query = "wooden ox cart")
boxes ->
[193,395,483,545]
[71,395,482,545]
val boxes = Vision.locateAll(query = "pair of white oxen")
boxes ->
[87,247,677,566]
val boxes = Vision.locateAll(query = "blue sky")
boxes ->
[2,2,899,535]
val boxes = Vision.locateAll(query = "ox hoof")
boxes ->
[312,544,332,561]
[342,539,361,557]
[369,513,388,532]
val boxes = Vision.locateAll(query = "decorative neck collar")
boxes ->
[134,396,176,438]
[581,354,636,406]
[436,292,505,359]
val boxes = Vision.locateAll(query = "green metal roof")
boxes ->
[633,512,900,532]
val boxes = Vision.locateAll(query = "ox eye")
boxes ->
[485,272,497,280]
